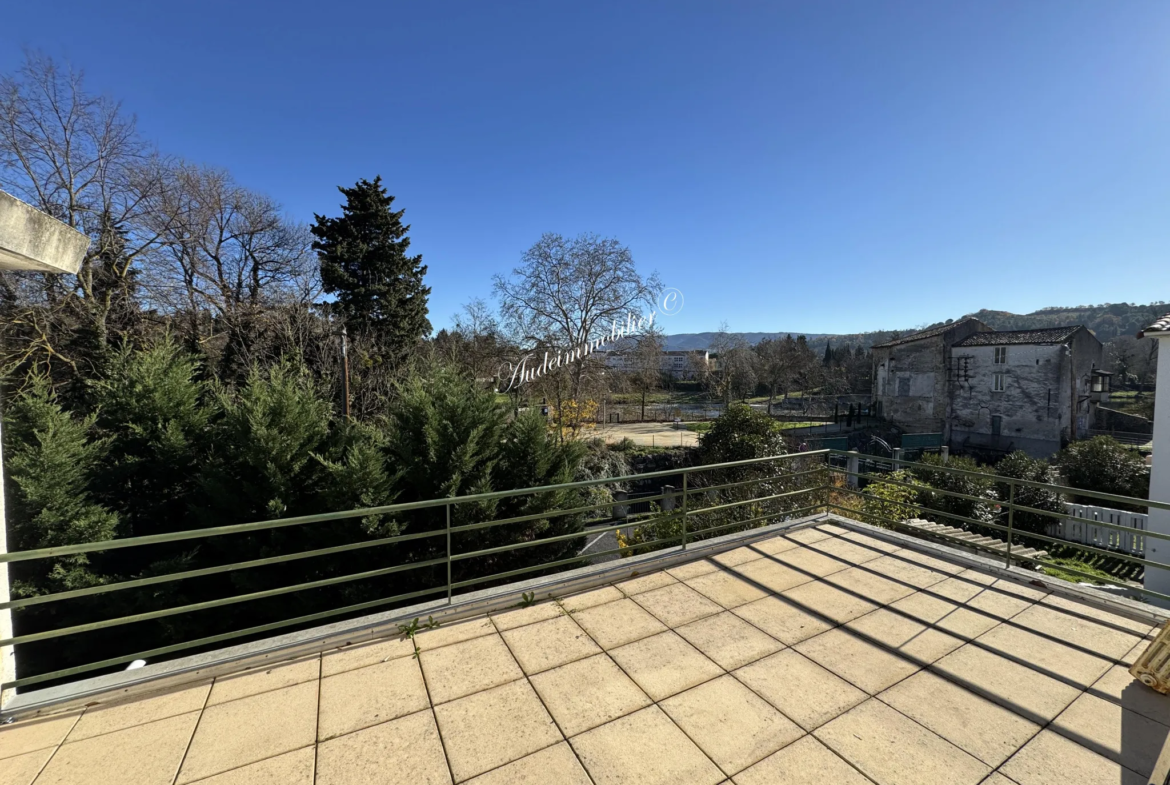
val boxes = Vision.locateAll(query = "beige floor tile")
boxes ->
[927,571,996,602]
[530,653,652,737]
[615,571,677,596]
[661,675,803,775]
[1010,603,1145,662]
[861,554,955,589]
[780,580,880,625]
[560,586,623,612]
[683,568,770,608]
[177,681,317,783]
[414,616,495,650]
[1088,663,1170,727]
[0,747,53,785]
[963,584,1035,621]
[610,631,723,700]
[322,635,416,676]
[846,608,967,663]
[878,670,1039,767]
[316,709,451,785]
[1051,692,1168,778]
[433,679,561,782]
[771,545,852,578]
[807,536,886,565]
[931,644,1081,723]
[68,682,210,741]
[37,711,199,785]
[192,746,315,785]
[633,582,723,626]
[572,598,667,649]
[734,650,867,730]
[732,735,875,785]
[732,558,814,595]
[1001,730,1148,785]
[1038,593,1153,636]
[796,627,923,695]
[207,657,319,705]
[750,534,801,555]
[490,600,563,631]
[733,595,835,645]
[676,611,784,670]
[837,529,902,554]
[667,558,721,580]
[974,622,1115,690]
[500,614,601,674]
[824,567,918,605]
[989,578,1048,602]
[419,633,523,704]
[785,528,832,545]
[711,545,766,568]
[570,705,725,785]
[318,656,430,740]
[0,711,80,761]
[979,775,1020,785]
[888,591,1002,641]
[463,742,591,785]
[815,699,991,785]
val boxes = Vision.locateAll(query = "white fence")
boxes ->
[1046,503,1147,557]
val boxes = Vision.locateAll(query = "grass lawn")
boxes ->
[684,422,713,433]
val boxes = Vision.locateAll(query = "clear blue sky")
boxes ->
[4,1,1169,336]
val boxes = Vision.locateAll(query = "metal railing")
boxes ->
[0,450,829,693]
[825,449,1170,605]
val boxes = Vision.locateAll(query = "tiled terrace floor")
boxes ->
[1,521,1168,785]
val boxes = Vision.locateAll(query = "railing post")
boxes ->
[681,470,688,549]
[893,448,903,472]
[446,502,452,604]
[847,452,859,490]
[1006,480,1015,567]
[940,446,949,464]
[0,410,14,709]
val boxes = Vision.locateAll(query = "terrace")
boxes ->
[1,451,1169,785]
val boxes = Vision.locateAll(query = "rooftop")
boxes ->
[1,517,1165,785]
[954,326,1084,347]
[1138,313,1170,338]
[871,318,985,349]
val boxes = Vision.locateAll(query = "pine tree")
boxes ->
[2,376,119,597]
[311,177,432,367]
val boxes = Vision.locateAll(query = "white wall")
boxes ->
[1144,333,1170,607]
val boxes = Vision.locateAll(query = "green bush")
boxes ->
[1057,436,1149,510]
[908,453,996,529]
[994,451,1065,538]
[859,470,923,528]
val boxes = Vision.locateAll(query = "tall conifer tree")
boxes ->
[311,177,431,366]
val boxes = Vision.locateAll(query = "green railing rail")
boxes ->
[826,449,1170,605]
[2,450,830,692]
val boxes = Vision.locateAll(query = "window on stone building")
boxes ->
[897,376,910,397]
[994,347,1007,364]
[993,373,1006,392]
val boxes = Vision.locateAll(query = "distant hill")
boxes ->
[664,301,1168,352]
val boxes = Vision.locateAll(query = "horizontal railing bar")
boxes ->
[830,449,1169,512]
[0,556,448,648]
[2,450,829,565]
[448,535,684,591]
[2,584,448,691]
[684,466,827,497]
[685,502,824,541]
[686,486,822,517]
[831,487,1158,569]
[828,504,1170,604]
[446,494,671,535]
[834,465,1169,543]
[0,533,416,612]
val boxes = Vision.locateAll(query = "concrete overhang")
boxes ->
[0,190,89,274]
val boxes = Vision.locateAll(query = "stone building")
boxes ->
[871,318,993,435]
[873,319,1107,458]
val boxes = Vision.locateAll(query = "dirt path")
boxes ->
[588,421,700,447]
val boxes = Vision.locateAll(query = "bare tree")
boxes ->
[493,233,660,402]
[0,51,171,374]
[628,327,666,421]
[708,324,757,405]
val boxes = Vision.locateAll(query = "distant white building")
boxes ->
[603,349,708,380]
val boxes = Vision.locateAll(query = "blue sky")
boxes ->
[4,1,1169,335]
